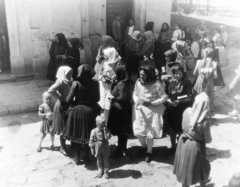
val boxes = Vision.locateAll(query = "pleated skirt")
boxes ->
[173,134,211,186]
[63,104,101,144]
[51,100,64,135]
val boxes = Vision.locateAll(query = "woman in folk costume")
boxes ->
[226,64,240,118]
[165,65,194,153]
[63,64,101,164]
[47,33,69,81]
[174,91,212,187]
[155,22,172,72]
[213,27,227,67]
[94,36,117,80]
[126,30,145,77]
[139,31,155,57]
[107,65,132,158]
[48,66,73,155]
[133,65,168,163]
[193,48,217,111]
[98,48,121,123]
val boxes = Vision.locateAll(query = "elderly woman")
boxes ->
[165,65,194,153]
[173,91,212,187]
[107,65,132,158]
[63,64,101,165]
[98,48,121,123]
[126,30,144,77]
[48,66,73,155]
[133,65,168,163]
[155,23,172,72]
[47,33,68,81]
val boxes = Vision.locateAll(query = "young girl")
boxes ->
[37,92,55,152]
[89,115,111,179]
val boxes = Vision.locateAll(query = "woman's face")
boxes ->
[66,71,72,80]
[140,70,147,82]
[163,24,168,30]
[165,56,170,62]
[129,20,134,26]
[136,33,141,40]
[55,36,59,43]
[174,70,183,81]
[186,27,190,33]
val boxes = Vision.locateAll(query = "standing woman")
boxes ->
[155,23,172,73]
[174,91,212,187]
[107,65,132,158]
[98,48,121,123]
[193,48,217,111]
[183,26,193,45]
[138,31,155,57]
[165,65,194,153]
[48,66,73,155]
[213,27,227,67]
[195,20,209,42]
[63,64,101,165]
[133,65,168,163]
[47,33,68,81]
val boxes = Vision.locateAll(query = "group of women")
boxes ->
[44,19,231,186]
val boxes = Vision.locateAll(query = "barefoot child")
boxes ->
[37,91,55,152]
[89,115,111,179]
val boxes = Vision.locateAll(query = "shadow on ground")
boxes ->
[206,147,231,162]
[110,169,142,179]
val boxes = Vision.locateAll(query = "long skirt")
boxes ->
[133,104,165,139]
[63,104,101,144]
[155,42,171,72]
[173,134,211,186]
[46,58,60,81]
[51,100,65,135]
[213,64,225,86]
[99,81,112,110]
[107,101,133,136]
[216,46,227,67]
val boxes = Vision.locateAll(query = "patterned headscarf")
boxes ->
[189,92,210,129]
[139,65,157,84]
[56,66,73,83]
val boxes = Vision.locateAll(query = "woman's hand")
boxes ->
[171,100,179,107]
[62,55,67,60]
[55,55,61,60]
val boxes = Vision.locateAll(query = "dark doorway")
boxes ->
[106,0,134,40]
[0,0,11,74]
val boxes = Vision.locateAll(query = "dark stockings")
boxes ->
[117,135,128,153]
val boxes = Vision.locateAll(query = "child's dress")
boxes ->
[89,127,111,157]
[39,103,53,134]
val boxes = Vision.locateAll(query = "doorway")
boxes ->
[106,0,134,40]
[0,0,11,74]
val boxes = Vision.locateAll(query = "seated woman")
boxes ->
[172,23,185,42]
[213,27,227,67]
[126,30,144,77]
[173,91,212,187]
[107,65,132,158]
[183,26,193,45]
[132,65,168,163]
[165,65,194,153]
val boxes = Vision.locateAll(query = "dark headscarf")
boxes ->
[68,38,84,49]
[55,33,68,47]
[144,22,154,32]
[77,64,95,86]
[171,64,186,81]
[101,35,117,49]
[111,65,129,90]
[160,22,170,32]
[139,65,157,84]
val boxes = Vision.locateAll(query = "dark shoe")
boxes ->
[137,147,147,156]
[145,153,153,163]
[82,155,90,163]
[72,157,81,165]
[37,146,41,152]
[97,172,104,178]
[49,145,54,151]
[109,150,123,158]
[105,172,110,179]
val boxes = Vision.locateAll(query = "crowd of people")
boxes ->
[38,17,240,186]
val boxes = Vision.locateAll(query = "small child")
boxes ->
[89,115,111,179]
[37,91,55,152]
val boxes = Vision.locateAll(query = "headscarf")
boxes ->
[144,22,154,32]
[101,35,116,49]
[56,66,73,83]
[103,47,121,66]
[55,33,68,47]
[132,30,141,41]
[77,64,95,85]
[189,92,210,129]
[113,65,129,83]
[160,22,170,33]
[164,49,177,66]
[139,65,157,84]
[68,38,83,49]
[144,31,155,43]
[171,64,186,81]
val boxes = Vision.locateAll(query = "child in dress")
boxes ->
[37,91,55,152]
[89,115,111,179]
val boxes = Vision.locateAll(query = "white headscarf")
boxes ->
[103,47,121,66]
[189,92,210,129]
[132,30,141,41]
[56,66,73,83]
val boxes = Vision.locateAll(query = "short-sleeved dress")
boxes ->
[39,103,54,134]
[133,80,168,138]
